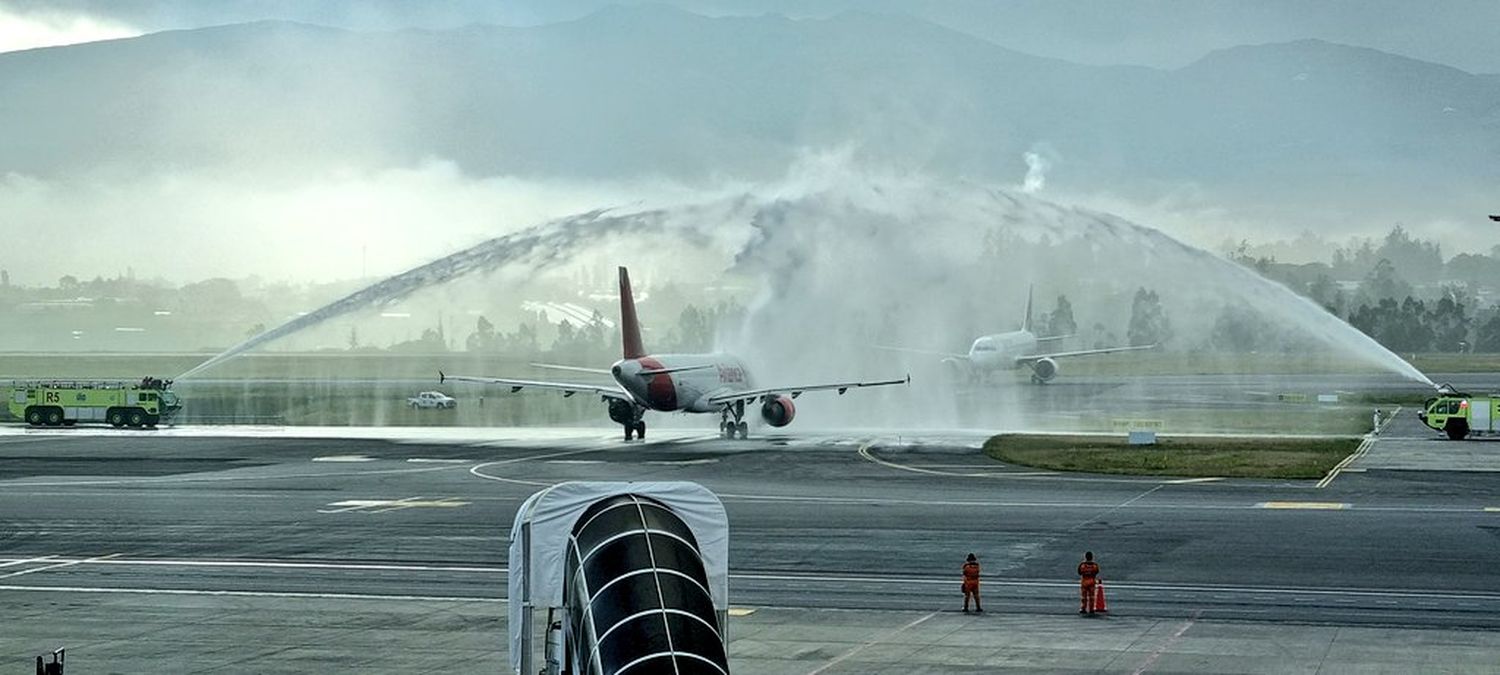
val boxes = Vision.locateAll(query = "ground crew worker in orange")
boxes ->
[1078,551,1100,614]
[962,553,983,613]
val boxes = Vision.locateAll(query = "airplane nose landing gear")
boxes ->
[609,399,647,441]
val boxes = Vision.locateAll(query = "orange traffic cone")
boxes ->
[1093,582,1108,613]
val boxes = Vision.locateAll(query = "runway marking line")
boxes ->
[469,447,619,487]
[1486,507,1500,513]
[0,584,505,603]
[856,442,1057,479]
[0,556,503,574]
[728,607,756,617]
[806,610,936,675]
[0,553,120,579]
[318,496,469,514]
[732,573,1500,602]
[312,455,375,462]
[0,555,57,569]
[1163,477,1224,484]
[1259,501,1347,510]
[0,460,471,488]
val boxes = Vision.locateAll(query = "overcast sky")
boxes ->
[2,0,1497,72]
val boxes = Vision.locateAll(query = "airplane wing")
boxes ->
[705,375,909,407]
[1016,344,1156,363]
[439,372,633,401]
[529,362,614,375]
[872,345,969,360]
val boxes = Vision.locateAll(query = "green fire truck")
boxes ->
[1418,387,1499,440]
[4,377,181,428]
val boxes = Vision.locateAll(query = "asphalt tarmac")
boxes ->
[1,413,1497,672]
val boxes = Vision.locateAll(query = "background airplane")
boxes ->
[442,267,908,439]
[878,287,1154,384]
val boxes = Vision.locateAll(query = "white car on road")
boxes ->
[407,391,457,409]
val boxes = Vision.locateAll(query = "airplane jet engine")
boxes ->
[608,398,643,425]
[1030,357,1059,383]
[760,395,796,427]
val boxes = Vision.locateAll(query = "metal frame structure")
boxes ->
[509,482,730,675]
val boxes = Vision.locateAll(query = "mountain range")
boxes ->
[2,5,1495,222]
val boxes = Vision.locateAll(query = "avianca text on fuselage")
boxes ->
[441,266,907,440]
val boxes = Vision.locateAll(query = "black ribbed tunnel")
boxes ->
[565,494,728,675]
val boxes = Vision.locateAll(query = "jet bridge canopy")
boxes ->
[508,481,730,675]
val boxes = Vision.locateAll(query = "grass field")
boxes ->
[983,434,1362,479]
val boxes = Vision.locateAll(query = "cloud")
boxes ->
[0,5,141,53]
[0,161,718,285]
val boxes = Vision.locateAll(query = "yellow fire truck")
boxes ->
[4,377,181,428]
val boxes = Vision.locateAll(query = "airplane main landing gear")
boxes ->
[720,401,748,439]
[625,420,646,441]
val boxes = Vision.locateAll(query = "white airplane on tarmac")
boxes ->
[878,287,1153,384]
[441,267,909,440]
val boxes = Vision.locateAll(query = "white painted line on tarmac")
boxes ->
[718,493,1143,509]
[405,458,472,464]
[468,447,616,487]
[1486,507,1500,513]
[319,499,415,514]
[731,573,1500,602]
[807,610,936,675]
[0,437,71,445]
[0,584,505,603]
[858,443,1056,479]
[0,557,504,574]
[317,496,468,513]
[717,493,1498,515]
[1163,477,1224,484]
[312,455,375,462]
[0,556,57,569]
[646,458,719,466]
[0,553,120,579]
[371,497,468,513]
[0,461,471,488]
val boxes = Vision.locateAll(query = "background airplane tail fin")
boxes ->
[619,266,646,359]
[1021,284,1035,333]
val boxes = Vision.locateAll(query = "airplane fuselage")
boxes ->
[966,331,1039,371]
[611,353,755,413]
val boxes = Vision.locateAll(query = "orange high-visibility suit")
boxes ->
[1077,559,1100,613]
[962,560,982,611]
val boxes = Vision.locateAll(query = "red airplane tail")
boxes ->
[619,267,646,359]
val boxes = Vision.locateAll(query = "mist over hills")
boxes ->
[4,7,1495,181]
[1,5,1497,281]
